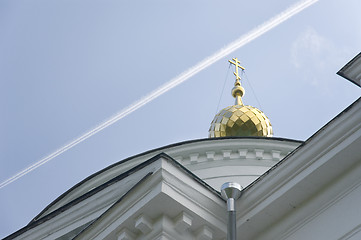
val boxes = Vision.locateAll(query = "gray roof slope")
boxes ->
[3,153,221,240]
[337,52,361,87]
[72,172,153,240]
[243,96,361,193]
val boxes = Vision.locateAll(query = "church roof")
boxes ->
[5,153,223,240]
[5,96,361,239]
[337,52,361,87]
[233,96,361,239]
[31,136,301,224]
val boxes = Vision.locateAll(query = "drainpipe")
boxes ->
[221,182,242,240]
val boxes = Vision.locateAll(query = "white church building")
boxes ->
[4,55,361,240]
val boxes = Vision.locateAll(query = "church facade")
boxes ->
[4,56,361,240]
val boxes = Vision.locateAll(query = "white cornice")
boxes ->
[235,98,361,239]
[37,138,300,219]
[74,156,226,240]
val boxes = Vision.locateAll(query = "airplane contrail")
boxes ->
[0,0,318,189]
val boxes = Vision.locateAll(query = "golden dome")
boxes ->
[208,58,273,138]
[208,105,273,137]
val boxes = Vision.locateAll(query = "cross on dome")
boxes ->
[228,57,245,82]
[208,58,273,138]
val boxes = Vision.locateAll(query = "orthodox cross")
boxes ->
[228,58,245,81]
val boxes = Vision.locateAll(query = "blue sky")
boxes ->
[1,0,360,238]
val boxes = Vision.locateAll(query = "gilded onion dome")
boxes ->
[208,58,273,138]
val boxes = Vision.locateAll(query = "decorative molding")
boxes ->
[135,214,153,234]
[254,149,264,159]
[196,225,214,240]
[222,150,232,159]
[174,212,193,233]
[206,151,215,161]
[153,235,172,240]
[189,153,199,164]
[38,138,300,220]
[238,149,248,159]
[271,150,281,160]
[117,228,135,240]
